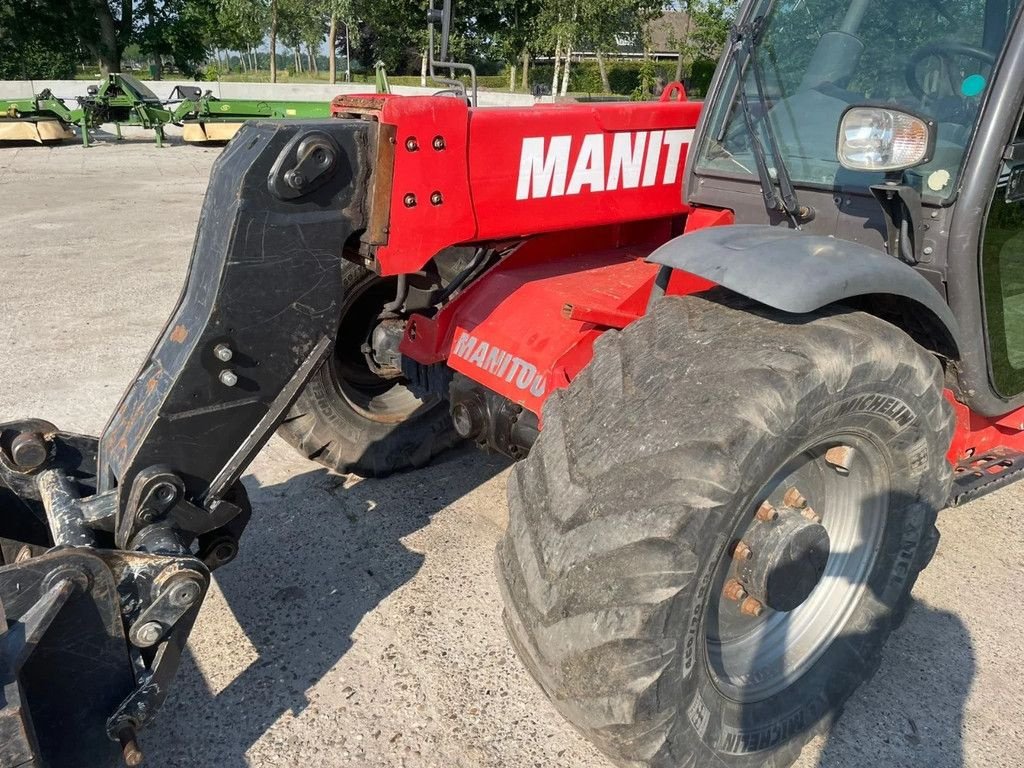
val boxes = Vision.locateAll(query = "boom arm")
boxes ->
[0,118,375,767]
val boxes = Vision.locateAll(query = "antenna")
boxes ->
[426,0,478,106]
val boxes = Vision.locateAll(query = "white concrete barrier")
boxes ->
[0,79,545,109]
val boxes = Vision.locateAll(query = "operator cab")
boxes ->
[694,0,1017,203]
[684,0,1024,415]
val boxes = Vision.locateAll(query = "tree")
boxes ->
[138,0,219,79]
[216,0,268,74]
[0,0,80,78]
[69,0,135,74]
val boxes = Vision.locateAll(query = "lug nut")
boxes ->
[756,502,779,522]
[731,540,753,561]
[783,487,807,509]
[801,506,822,524]
[723,578,747,602]
[134,621,163,647]
[825,445,854,472]
[10,431,48,471]
[740,597,765,617]
[219,370,238,387]
[213,343,233,362]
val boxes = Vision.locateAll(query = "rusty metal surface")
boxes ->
[366,122,397,247]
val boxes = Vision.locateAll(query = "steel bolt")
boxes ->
[740,597,765,617]
[134,621,163,647]
[430,191,444,206]
[731,540,753,561]
[118,727,145,768]
[154,482,176,503]
[219,369,238,387]
[405,137,419,152]
[824,445,854,472]
[723,578,747,602]
[432,135,446,151]
[167,580,201,608]
[783,487,807,509]
[214,343,233,362]
[403,193,417,208]
[10,431,48,471]
[801,506,822,524]
[755,502,779,523]
[212,541,237,565]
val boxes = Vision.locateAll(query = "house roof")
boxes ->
[646,10,693,53]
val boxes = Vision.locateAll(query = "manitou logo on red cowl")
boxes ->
[516,129,695,201]
[452,331,547,397]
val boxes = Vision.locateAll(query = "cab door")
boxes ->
[981,115,1024,396]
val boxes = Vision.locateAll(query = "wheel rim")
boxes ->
[329,275,433,424]
[705,434,889,702]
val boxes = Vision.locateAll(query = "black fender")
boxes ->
[649,224,961,355]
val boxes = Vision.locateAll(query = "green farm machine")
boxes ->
[0,73,332,147]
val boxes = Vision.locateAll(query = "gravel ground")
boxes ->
[1,129,1022,768]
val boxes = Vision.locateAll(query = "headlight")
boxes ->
[837,107,935,172]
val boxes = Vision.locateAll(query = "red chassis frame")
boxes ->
[330,90,1024,474]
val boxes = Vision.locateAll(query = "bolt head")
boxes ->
[824,445,853,472]
[403,193,417,208]
[405,137,419,152]
[219,369,238,387]
[430,191,443,206]
[731,540,753,561]
[740,597,765,617]
[212,542,237,565]
[723,578,747,602]
[134,621,163,647]
[432,136,446,150]
[783,487,807,509]
[10,432,48,471]
[138,509,157,524]
[801,506,822,524]
[168,580,201,608]
[755,502,779,523]
[214,343,233,362]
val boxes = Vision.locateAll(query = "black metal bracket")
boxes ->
[96,120,373,540]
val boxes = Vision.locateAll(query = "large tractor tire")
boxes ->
[278,262,458,477]
[497,293,954,767]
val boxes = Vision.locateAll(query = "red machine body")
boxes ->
[330,90,1024,471]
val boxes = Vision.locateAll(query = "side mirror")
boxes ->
[837,106,937,173]
[1008,166,1024,204]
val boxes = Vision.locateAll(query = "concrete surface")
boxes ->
[0,78,545,109]
[0,135,1022,768]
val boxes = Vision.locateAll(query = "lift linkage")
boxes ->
[0,117,375,767]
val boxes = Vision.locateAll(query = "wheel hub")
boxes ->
[736,507,831,612]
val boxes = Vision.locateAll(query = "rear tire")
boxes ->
[496,293,953,767]
[277,262,458,477]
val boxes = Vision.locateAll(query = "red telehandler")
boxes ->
[3,0,1023,765]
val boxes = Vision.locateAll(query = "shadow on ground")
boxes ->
[144,453,975,768]
[144,444,508,767]
[814,599,973,768]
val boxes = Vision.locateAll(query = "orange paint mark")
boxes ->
[170,324,189,343]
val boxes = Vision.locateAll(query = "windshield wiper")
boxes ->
[728,14,809,226]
